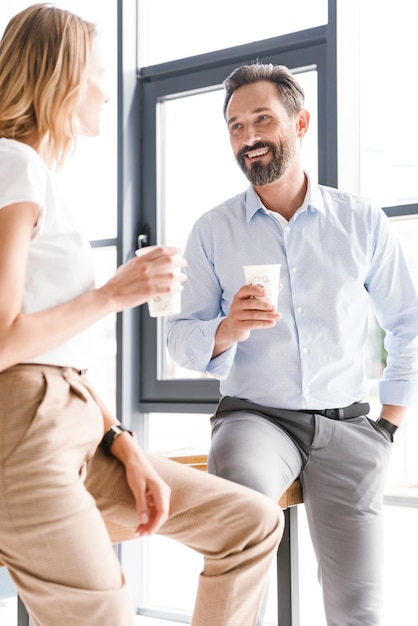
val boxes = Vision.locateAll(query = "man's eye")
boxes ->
[229,123,242,133]
[257,115,270,123]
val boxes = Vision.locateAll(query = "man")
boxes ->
[167,63,418,625]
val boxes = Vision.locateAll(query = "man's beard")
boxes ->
[236,140,294,186]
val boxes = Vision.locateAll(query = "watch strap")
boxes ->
[100,423,135,457]
[376,417,399,442]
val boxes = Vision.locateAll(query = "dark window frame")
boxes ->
[385,204,418,219]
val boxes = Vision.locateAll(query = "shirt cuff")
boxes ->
[183,318,236,379]
[379,380,418,407]
[206,343,237,379]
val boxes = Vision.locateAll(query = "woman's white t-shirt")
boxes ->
[0,138,95,369]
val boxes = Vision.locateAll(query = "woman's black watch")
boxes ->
[100,424,136,457]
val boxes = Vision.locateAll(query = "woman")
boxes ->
[0,5,283,626]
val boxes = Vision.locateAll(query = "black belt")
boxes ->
[307,402,370,420]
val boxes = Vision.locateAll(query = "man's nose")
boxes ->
[242,124,261,145]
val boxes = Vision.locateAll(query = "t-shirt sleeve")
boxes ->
[0,143,47,238]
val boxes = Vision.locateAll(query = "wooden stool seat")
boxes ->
[165,452,302,508]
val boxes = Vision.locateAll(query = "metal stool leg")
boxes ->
[277,506,300,625]
[17,595,30,626]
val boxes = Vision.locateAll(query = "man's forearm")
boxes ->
[212,319,236,359]
[379,404,408,427]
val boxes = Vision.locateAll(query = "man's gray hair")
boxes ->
[223,63,305,118]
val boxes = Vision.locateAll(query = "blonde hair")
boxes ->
[0,3,97,168]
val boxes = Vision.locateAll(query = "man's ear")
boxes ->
[296,109,310,138]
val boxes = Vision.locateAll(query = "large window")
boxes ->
[357,0,418,208]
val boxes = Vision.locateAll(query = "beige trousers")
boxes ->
[0,364,283,626]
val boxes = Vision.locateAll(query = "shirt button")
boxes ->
[296,307,303,313]
[302,347,308,354]
[305,388,311,395]
[284,226,290,232]
[292,267,298,273]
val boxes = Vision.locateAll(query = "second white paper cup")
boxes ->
[243,264,281,307]
[135,246,182,317]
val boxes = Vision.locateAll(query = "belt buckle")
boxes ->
[325,407,344,420]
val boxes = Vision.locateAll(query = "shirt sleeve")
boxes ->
[167,215,238,380]
[365,205,418,406]
[0,143,47,238]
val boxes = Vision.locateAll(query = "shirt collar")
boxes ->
[307,174,326,215]
[245,172,326,222]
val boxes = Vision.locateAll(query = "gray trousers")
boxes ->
[208,397,393,626]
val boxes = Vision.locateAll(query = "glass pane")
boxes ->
[0,568,17,626]
[158,70,318,380]
[147,412,211,453]
[143,413,211,614]
[89,247,118,413]
[55,0,118,240]
[358,0,418,207]
[0,0,118,241]
[366,216,418,495]
[138,0,327,66]
[56,129,118,241]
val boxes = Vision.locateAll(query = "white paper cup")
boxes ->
[243,264,281,307]
[135,246,182,317]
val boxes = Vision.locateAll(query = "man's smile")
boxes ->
[245,146,270,159]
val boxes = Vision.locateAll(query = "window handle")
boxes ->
[137,226,150,249]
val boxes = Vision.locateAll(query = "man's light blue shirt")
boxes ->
[167,178,418,410]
